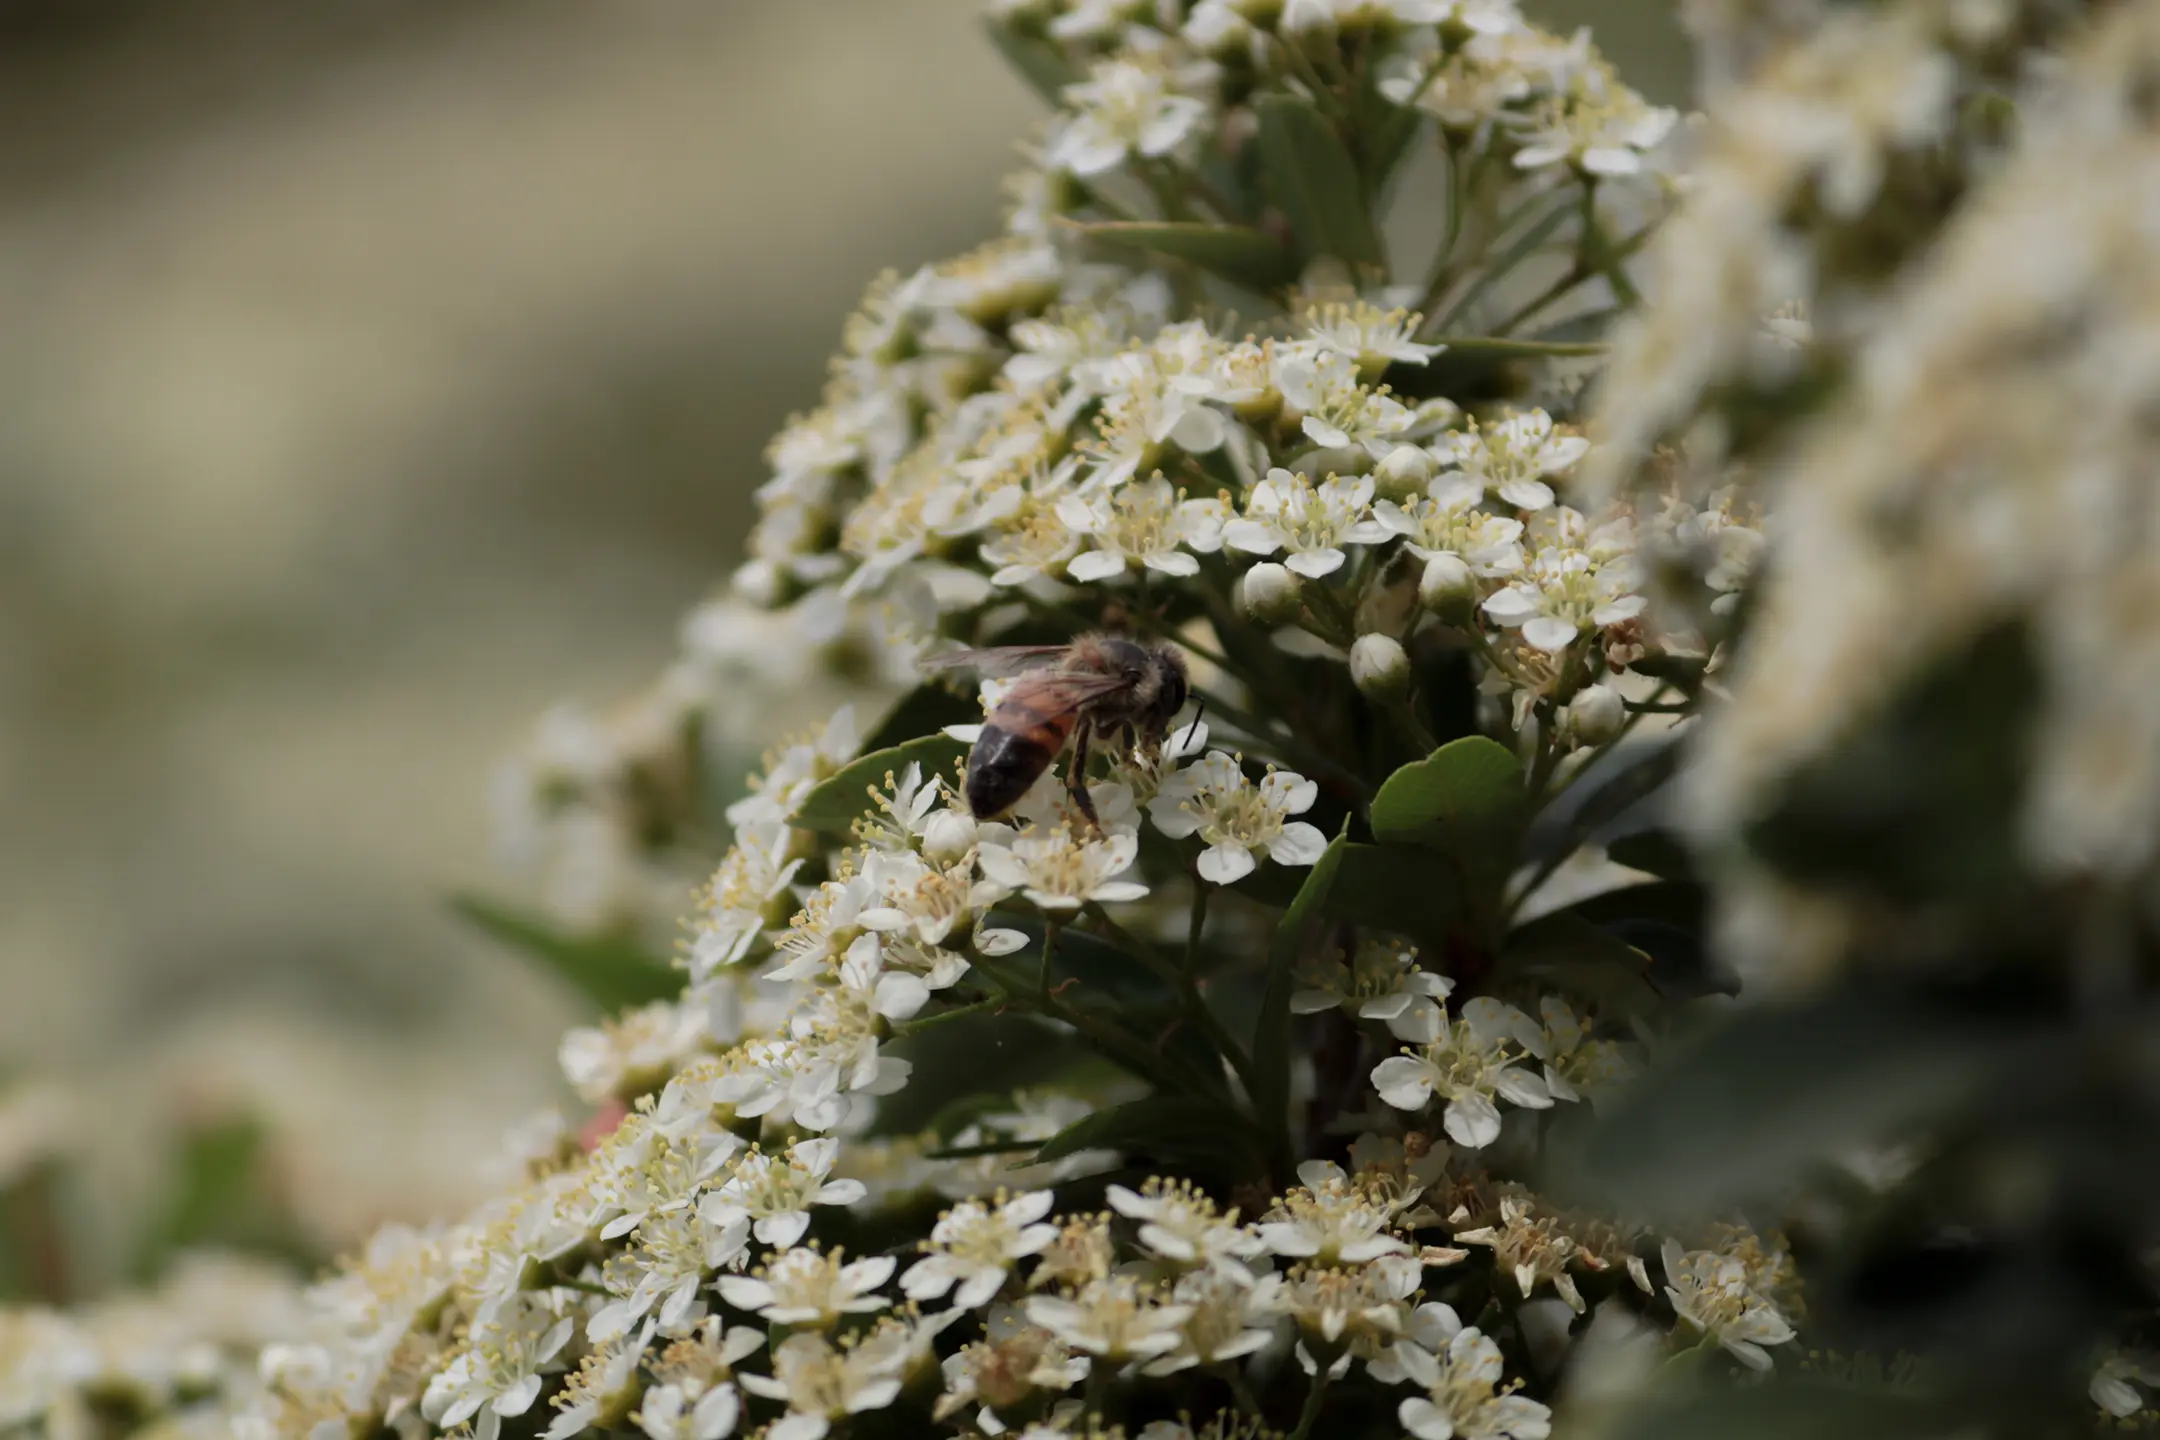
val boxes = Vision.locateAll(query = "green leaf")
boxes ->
[1072,221,1299,293]
[1546,988,2030,1221]
[863,685,982,754]
[131,1116,276,1282]
[1606,828,1698,883]
[1033,1094,1262,1179]
[453,893,680,1012]
[1253,95,1385,269]
[1324,844,1458,941]
[1370,738,1529,895]
[1523,737,1682,871]
[1353,87,1427,206]
[1431,187,1577,333]
[1494,911,1663,1020]
[792,736,971,836]
[982,19,1079,105]
[1253,822,1351,1172]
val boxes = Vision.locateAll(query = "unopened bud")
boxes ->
[1562,683,1626,746]
[1374,444,1438,503]
[1238,562,1303,626]
[731,558,783,608]
[1418,552,1477,622]
[1350,634,1411,701]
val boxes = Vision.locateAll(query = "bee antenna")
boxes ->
[1181,699,1207,750]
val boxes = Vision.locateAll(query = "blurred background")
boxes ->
[0,0,1681,1289]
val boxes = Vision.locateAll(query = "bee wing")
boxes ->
[1000,671,1137,720]
[919,644,1076,680]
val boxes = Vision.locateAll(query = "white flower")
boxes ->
[726,707,860,828]
[1368,1301,1466,1386]
[977,827,1149,911]
[701,1139,867,1250]
[2091,1353,2160,1418]
[902,1191,1059,1310]
[1302,302,1446,379]
[1373,477,1526,574]
[1057,475,1227,582]
[1275,347,1417,455]
[1661,1239,1797,1371]
[1048,58,1213,177]
[1139,1267,1279,1376]
[588,1209,755,1342]
[1435,411,1590,514]
[589,1123,744,1242]
[1148,752,1328,885]
[1369,998,1554,1147]
[1510,73,1677,177]
[1223,470,1392,579]
[1026,1276,1194,1362]
[634,1381,742,1440]
[1292,936,1453,1041]
[1254,1160,1411,1265]
[715,1246,893,1327]
[1479,511,1644,655]
[546,1321,657,1440]
[422,1295,576,1440]
[1107,1180,1263,1278]
[1395,1326,1552,1440]
[738,1329,910,1440]
[560,1000,709,1104]
[691,822,802,977]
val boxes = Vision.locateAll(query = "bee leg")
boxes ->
[1066,720,1101,832]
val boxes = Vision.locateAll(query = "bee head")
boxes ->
[1144,644,1189,732]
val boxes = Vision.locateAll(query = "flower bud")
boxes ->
[1350,634,1411,701]
[921,809,979,864]
[1418,552,1477,622]
[1374,444,1437,503]
[1562,683,1626,747]
[731,558,783,608]
[1238,561,1303,626]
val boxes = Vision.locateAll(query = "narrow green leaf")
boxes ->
[1546,988,2032,1220]
[1073,221,1299,293]
[1432,187,1577,333]
[792,736,971,836]
[1253,821,1351,1167]
[982,19,1080,106]
[863,685,982,754]
[131,1116,266,1282]
[1253,95,1385,269]
[1358,97,1428,206]
[452,893,680,1012]
[1523,736,1682,871]
[1605,828,1697,883]
[1493,911,1663,1020]
[1033,1094,1261,1176]
[1370,736,1529,864]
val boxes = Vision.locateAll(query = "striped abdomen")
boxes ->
[965,698,1079,818]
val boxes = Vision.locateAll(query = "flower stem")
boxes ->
[1185,877,1211,977]
[1287,1369,1332,1440]
[894,997,1000,1035]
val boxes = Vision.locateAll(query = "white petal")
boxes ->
[1285,548,1345,578]
[1196,844,1257,886]
[1522,616,1579,653]
[1266,823,1329,867]
[1222,521,1281,555]
[1144,551,1202,577]
[1443,1092,1504,1148]
[1068,549,1129,582]
[1370,1056,1434,1110]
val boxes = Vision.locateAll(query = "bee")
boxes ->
[924,634,1190,827]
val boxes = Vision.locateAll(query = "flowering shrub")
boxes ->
[9,0,2160,1436]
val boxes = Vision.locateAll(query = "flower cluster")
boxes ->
[31,0,2154,1434]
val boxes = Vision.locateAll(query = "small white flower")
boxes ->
[1275,348,1416,456]
[701,1139,867,1250]
[1148,752,1328,885]
[1510,72,1677,177]
[726,707,860,828]
[546,1321,657,1440]
[977,827,1149,911]
[1479,510,1644,655]
[1369,998,1554,1147]
[1302,301,1446,378]
[634,1381,742,1440]
[422,1295,576,1440]
[1661,1239,1797,1371]
[691,822,802,976]
[559,1000,709,1105]
[1293,936,1453,1042]
[1394,1326,1552,1440]
[716,1246,893,1327]
[1254,1160,1411,1265]
[1108,1179,1263,1278]
[1436,411,1591,514]
[1026,1276,1194,1362]
[1373,477,1527,575]
[1223,470,1392,579]
[1057,475,1227,582]
[738,1329,910,1440]
[902,1190,1059,1310]
[2091,1353,2160,1418]
[1048,58,1213,177]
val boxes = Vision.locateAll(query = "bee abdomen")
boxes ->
[966,726,1057,819]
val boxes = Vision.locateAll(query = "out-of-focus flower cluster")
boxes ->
[17,0,2153,1434]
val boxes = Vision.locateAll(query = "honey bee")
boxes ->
[924,634,1190,827]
